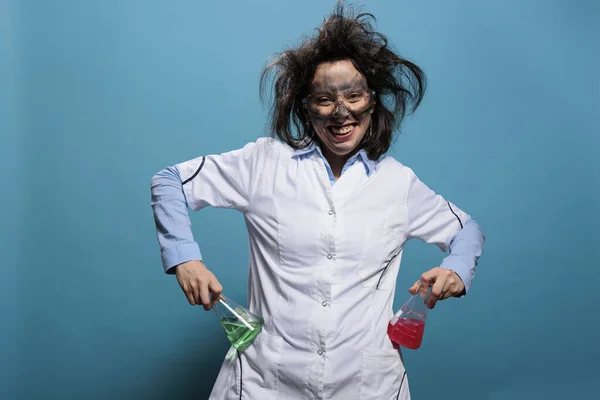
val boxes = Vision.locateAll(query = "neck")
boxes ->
[328,157,345,180]
[321,147,357,180]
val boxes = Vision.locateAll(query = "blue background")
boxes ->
[2,0,599,399]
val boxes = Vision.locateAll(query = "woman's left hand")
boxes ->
[408,267,465,309]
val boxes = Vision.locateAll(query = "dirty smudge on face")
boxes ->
[305,60,375,176]
[308,77,372,120]
[310,76,369,97]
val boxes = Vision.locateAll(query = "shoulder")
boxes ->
[221,136,284,161]
[375,155,416,181]
[375,156,431,198]
[250,136,290,160]
[252,136,308,162]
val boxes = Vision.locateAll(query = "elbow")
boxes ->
[464,217,486,240]
[151,166,180,189]
[150,166,183,204]
[150,170,164,194]
[150,169,165,190]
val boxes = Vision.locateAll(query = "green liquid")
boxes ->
[220,317,263,352]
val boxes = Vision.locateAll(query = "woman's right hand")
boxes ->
[175,260,223,310]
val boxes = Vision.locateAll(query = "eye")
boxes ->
[316,97,332,105]
[347,92,362,101]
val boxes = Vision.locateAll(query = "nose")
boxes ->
[332,101,350,119]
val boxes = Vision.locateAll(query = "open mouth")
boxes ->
[328,124,357,136]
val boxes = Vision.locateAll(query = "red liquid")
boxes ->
[387,319,425,349]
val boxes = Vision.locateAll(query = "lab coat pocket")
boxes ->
[360,348,405,400]
[358,226,403,290]
[234,331,284,400]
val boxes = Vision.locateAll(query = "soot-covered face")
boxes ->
[305,59,375,165]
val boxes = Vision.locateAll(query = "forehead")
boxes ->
[311,59,367,91]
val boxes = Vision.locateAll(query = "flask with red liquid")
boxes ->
[387,281,431,349]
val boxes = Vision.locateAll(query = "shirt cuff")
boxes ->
[439,254,476,296]
[161,242,203,274]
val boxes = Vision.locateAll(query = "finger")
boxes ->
[430,277,446,299]
[437,279,453,301]
[427,277,447,309]
[190,282,202,306]
[408,280,420,294]
[176,274,197,306]
[198,280,211,310]
[419,269,437,298]
[184,287,197,306]
[419,280,431,298]
[208,279,223,309]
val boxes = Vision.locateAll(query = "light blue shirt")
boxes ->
[150,140,484,294]
[291,141,377,184]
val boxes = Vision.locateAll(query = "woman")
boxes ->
[151,3,485,399]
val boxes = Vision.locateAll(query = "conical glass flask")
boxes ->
[213,294,263,352]
[387,281,431,349]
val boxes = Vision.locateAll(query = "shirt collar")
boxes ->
[291,140,377,177]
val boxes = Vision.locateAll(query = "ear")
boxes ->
[369,90,377,114]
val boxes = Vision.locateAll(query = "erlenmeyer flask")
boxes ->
[213,294,263,352]
[387,281,431,349]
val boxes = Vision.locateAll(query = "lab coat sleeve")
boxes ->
[405,167,485,294]
[175,139,266,212]
[150,138,268,273]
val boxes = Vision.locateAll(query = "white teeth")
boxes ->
[331,125,354,135]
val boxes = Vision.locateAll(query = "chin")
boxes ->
[330,139,363,157]
[315,124,368,156]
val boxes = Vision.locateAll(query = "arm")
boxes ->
[150,139,267,308]
[438,217,485,295]
[404,167,485,307]
[150,165,222,309]
[150,166,203,274]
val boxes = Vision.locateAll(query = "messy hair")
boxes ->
[259,1,427,160]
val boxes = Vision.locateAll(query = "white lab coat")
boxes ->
[175,137,470,400]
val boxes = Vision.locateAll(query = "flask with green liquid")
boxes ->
[213,294,263,352]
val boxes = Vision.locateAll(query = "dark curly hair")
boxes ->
[259,1,427,160]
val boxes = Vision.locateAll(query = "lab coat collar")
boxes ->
[292,140,377,177]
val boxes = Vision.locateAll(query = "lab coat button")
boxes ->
[322,301,328,307]
[327,254,333,260]
[317,350,323,355]
[328,210,334,215]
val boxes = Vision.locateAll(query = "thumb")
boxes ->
[408,280,420,294]
[209,279,223,307]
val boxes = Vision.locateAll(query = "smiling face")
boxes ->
[305,59,375,167]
